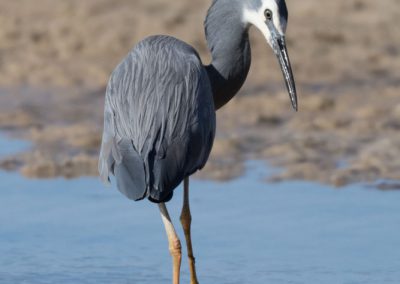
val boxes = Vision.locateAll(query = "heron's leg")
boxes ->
[180,177,199,284]
[159,203,182,284]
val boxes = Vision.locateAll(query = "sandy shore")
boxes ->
[0,0,400,187]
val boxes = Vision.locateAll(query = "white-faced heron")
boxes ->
[99,0,297,283]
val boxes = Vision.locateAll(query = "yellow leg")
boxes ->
[159,203,182,284]
[180,177,199,284]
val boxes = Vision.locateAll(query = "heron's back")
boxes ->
[99,36,215,203]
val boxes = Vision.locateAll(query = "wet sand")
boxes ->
[0,0,400,186]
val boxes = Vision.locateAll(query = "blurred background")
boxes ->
[0,0,399,186]
[0,0,400,283]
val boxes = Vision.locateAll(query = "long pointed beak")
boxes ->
[272,35,298,111]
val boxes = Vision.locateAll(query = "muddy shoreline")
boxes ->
[0,0,400,187]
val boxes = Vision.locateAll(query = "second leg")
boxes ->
[180,177,199,284]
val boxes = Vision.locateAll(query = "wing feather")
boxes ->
[99,35,215,202]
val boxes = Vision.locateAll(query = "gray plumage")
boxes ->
[99,36,215,202]
[204,0,252,109]
[99,0,296,203]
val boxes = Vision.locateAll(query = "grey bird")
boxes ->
[98,0,297,283]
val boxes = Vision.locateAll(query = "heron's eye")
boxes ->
[264,9,273,20]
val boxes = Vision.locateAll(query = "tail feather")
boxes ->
[113,138,147,201]
[148,135,190,203]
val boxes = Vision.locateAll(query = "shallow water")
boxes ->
[0,136,400,284]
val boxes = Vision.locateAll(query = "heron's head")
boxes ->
[243,0,297,111]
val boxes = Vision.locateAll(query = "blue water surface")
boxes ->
[0,135,399,284]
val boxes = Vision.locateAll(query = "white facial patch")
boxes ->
[242,0,285,47]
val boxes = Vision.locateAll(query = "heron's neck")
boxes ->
[204,5,251,110]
